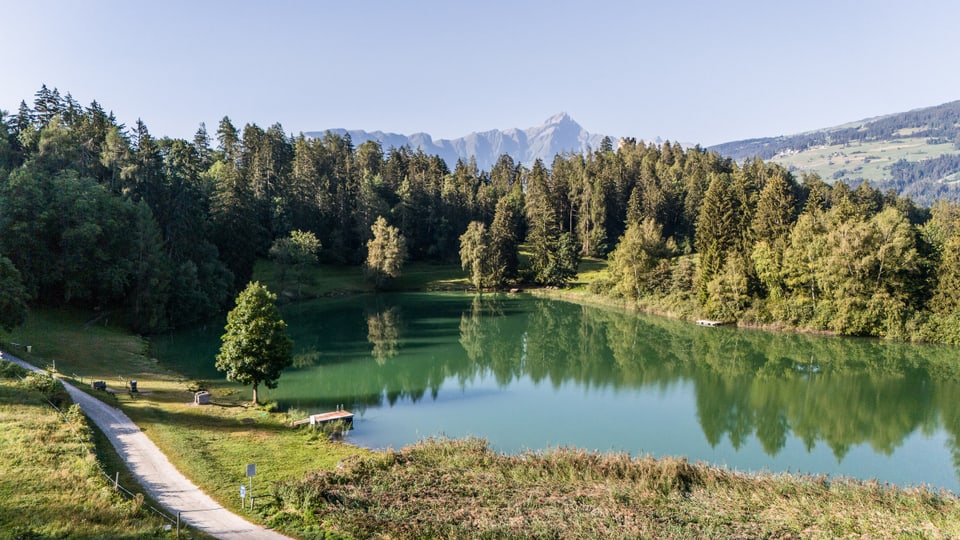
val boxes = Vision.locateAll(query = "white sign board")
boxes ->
[240,485,246,499]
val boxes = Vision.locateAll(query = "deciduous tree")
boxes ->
[365,216,407,289]
[269,229,321,297]
[609,218,675,298]
[459,221,491,290]
[215,282,293,405]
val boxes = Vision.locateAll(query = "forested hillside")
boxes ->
[3,87,960,343]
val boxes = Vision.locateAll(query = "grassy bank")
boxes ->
[3,308,361,537]
[272,437,960,538]
[255,259,470,301]
[0,362,176,538]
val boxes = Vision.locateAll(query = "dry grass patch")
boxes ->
[270,437,960,539]
[0,365,177,538]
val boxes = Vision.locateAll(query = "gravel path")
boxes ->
[3,351,291,540]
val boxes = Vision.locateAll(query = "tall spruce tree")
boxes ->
[695,173,736,303]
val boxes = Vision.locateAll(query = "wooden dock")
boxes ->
[291,410,354,427]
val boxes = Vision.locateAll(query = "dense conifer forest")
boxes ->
[3,86,960,343]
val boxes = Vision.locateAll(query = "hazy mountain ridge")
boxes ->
[307,113,610,171]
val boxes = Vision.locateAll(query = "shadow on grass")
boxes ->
[121,400,295,436]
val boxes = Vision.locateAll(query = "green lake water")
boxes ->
[154,292,960,492]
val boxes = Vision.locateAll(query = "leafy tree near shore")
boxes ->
[459,221,491,290]
[608,217,675,298]
[269,229,321,297]
[365,216,407,289]
[215,282,293,405]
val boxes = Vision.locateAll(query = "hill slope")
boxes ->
[307,113,611,171]
[708,100,960,203]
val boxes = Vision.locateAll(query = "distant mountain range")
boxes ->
[307,113,613,171]
[310,100,960,204]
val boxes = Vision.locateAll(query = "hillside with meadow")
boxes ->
[709,100,960,204]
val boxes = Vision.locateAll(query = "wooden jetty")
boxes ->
[695,319,729,327]
[291,409,354,427]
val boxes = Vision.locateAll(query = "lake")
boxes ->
[154,292,960,492]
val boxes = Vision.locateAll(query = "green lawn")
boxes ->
[3,308,362,537]
[255,259,470,300]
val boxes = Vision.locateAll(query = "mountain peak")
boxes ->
[543,112,575,126]
[307,114,608,171]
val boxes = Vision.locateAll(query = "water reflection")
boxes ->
[367,305,402,365]
[403,295,960,464]
[155,292,960,488]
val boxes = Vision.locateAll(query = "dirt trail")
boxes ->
[2,351,291,540]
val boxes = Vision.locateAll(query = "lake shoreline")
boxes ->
[11,265,960,538]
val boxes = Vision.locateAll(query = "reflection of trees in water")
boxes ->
[367,306,402,365]
[516,299,960,470]
[459,296,524,386]
[292,351,322,368]
[291,294,960,479]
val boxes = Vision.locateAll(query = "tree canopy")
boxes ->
[215,282,293,405]
[4,86,960,343]
[365,216,407,289]
[0,255,28,332]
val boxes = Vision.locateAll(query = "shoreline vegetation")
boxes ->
[4,262,960,538]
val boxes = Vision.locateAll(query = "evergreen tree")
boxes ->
[751,171,797,242]
[488,187,524,285]
[209,156,264,291]
[0,256,28,332]
[216,116,241,162]
[548,232,582,287]
[525,159,562,282]
[33,84,63,127]
[127,200,170,333]
[193,122,213,171]
[695,173,736,303]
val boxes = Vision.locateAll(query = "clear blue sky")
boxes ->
[3,0,958,146]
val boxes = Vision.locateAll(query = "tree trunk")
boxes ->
[252,383,259,405]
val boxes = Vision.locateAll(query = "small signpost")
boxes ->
[245,463,256,509]
[240,484,247,508]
